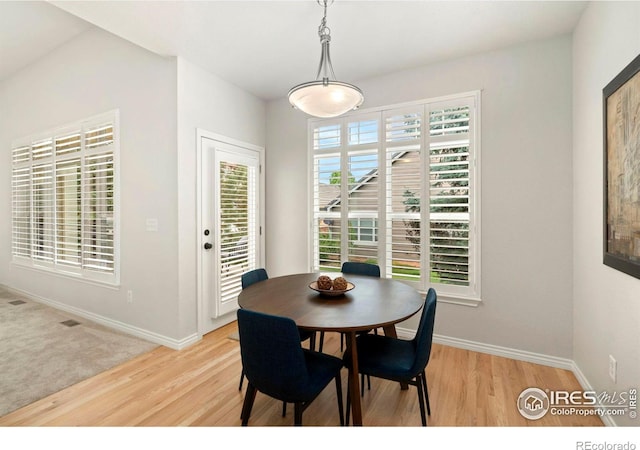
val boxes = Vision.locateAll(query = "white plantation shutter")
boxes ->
[85,122,114,149]
[55,131,81,156]
[218,161,257,305]
[428,101,472,288]
[314,123,340,150]
[383,107,423,282]
[313,152,342,271]
[83,151,115,274]
[310,93,480,301]
[32,163,55,262]
[348,119,378,145]
[56,158,82,267]
[54,129,83,269]
[12,146,31,258]
[346,143,379,264]
[313,123,342,271]
[10,111,119,284]
[32,138,53,161]
[11,168,31,257]
[31,140,56,263]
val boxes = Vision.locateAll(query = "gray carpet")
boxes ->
[0,286,158,417]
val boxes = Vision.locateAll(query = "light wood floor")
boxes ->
[0,321,603,426]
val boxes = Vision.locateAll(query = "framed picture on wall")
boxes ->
[603,53,640,280]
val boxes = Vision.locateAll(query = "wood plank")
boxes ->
[0,321,603,427]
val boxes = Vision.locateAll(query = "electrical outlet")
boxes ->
[127,290,133,304]
[609,355,617,383]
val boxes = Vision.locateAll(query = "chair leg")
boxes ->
[336,374,344,427]
[340,333,345,352]
[319,332,325,352]
[360,373,371,397]
[294,402,303,426]
[416,374,427,426]
[345,377,351,426]
[309,332,317,351]
[240,383,258,426]
[238,369,245,420]
[422,370,431,416]
[335,374,345,426]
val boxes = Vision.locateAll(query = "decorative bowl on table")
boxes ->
[309,276,355,297]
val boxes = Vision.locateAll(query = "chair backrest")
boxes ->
[410,288,437,376]
[341,262,380,277]
[237,309,311,401]
[241,268,269,289]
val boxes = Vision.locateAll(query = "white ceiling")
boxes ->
[1,1,588,101]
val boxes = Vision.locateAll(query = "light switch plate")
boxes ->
[146,218,159,232]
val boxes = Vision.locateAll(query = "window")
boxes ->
[349,218,378,245]
[310,93,480,302]
[11,111,119,285]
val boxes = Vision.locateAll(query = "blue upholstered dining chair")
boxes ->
[238,268,270,391]
[340,261,381,278]
[340,262,382,343]
[237,308,345,426]
[241,268,269,289]
[343,288,437,426]
[318,261,381,352]
[238,268,316,391]
[318,262,380,395]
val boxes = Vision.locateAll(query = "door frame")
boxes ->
[196,129,265,337]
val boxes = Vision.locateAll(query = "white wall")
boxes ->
[266,35,575,358]
[0,29,268,347]
[0,27,182,341]
[176,58,266,338]
[573,2,640,427]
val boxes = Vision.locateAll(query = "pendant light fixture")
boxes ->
[288,0,364,118]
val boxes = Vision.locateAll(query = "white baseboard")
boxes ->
[4,285,199,350]
[571,361,617,427]
[396,325,614,426]
[431,332,575,370]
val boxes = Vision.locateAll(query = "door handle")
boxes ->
[204,242,213,250]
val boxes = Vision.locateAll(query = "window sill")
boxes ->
[418,290,481,307]
[11,260,120,290]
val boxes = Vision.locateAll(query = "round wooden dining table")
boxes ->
[237,272,424,426]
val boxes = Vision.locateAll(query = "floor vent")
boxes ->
[9,300,26,306]
[60,319,81,327]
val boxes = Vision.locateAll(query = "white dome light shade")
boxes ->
[288,80,364,118]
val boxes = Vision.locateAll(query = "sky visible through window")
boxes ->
[316,121,378,184]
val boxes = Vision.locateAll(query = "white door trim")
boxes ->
[196,129,265,337]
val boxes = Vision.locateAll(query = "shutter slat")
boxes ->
[348,120,378,145]
[314,124,341,150]
[13,146,31,164]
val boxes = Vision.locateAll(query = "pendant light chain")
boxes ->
[318,0,330,40]
[316,0,336,82]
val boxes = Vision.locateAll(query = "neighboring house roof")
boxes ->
[322,151,409,211]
